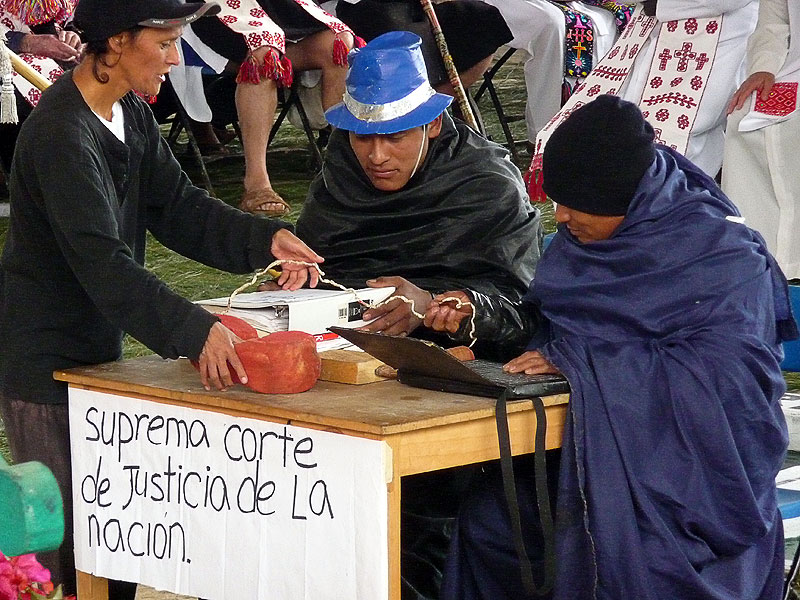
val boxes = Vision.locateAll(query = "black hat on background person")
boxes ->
[543,95,656,216]
[74,0,220,42]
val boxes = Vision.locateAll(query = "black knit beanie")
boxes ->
[542,95,655,216]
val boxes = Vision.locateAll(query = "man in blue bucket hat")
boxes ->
[295,31,542,342]
[290,31,542,599]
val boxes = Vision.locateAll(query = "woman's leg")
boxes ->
[285,29,353,111]
[236,45,281,208]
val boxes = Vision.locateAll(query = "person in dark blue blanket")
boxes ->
[423,94,799,600]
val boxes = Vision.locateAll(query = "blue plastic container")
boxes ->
[783,285,800,371]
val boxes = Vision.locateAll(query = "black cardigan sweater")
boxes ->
[0,71,287,404]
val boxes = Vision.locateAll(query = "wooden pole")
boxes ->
[418,0,479,131]
[8,47,51,91]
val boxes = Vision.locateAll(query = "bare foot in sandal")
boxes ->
[240,188,291,217]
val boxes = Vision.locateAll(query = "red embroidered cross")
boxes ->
[567,21,591,61]
[695,52,710,71]
[622,16,637,39]
[658,48,673,71]
[673,42,696,72]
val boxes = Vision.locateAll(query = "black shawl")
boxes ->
[297,114,541,300]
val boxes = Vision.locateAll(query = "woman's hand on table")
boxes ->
[423,290,471,334]
[270,229,324,290]
[197,322,248,391]
[503,350,560,376]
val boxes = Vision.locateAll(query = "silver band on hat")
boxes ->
[343,81,436,123]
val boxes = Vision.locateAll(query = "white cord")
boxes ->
[225,260,478,347]
[408,123,427,181]
[437,296,477,348]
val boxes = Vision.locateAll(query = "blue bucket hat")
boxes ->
[325,31,453,134]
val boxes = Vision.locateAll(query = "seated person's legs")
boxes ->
[480,0,565,142]
[441,453,559,600]
[338,0,511,94]
[233,46,283,213]
[284,29,352,111]
[430,0,512,94]
[237,30,353,214]
[190,10,353,215]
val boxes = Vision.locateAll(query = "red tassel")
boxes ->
[524,154,547,203]
[259,48,283,81]
[333,36,350,67]
[279,55,293,88]
[354,35,366,49]
[561,80,573,106]
[237,54,261,84]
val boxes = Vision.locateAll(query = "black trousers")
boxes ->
[0,92,32,174]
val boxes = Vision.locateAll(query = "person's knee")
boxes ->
[456,477,513,549]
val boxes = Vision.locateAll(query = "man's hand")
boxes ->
[503,350,560,375]
[197,322,248,391]
[423,290,472,334]
[270,228,324,290]
[727,71,776,115]
[20,32,81,62]
[641,0,658,17]
[361,276,430,335]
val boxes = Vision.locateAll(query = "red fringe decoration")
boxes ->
[333,36,350,67]
[561,80,573,106]
[354,36,367,49]
[237,54,262,84]
[279,55,293,88]
[5,0,74,26]
[262,48,285,81]
[524,154,547,203]
[236,48,292,86]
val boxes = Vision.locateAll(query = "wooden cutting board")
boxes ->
[318,349,385,385]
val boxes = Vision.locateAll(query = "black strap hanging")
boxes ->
[495,389,557,597]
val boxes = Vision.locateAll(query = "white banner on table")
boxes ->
[69,388,389,599]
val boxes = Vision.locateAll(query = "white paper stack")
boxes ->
[196,287,397,338]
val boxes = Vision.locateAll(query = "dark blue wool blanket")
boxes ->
[530,146,798,600]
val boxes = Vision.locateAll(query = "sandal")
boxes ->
[240,188,292,217]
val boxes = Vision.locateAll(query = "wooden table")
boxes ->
[56,356,568,600]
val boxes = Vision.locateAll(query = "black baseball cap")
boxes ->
[74,0,221,42]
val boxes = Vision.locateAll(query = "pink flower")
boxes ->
[0,551,52,600]
[0,568,15,600]
[10,555,50,586]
